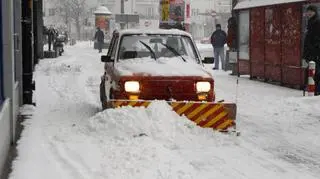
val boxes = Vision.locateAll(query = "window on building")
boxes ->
[49,8,56,16]
[90,8,95,14]
[147,7,153,18]
[238,10,249,60]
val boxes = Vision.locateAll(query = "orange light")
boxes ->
[198,94,207,101]
[129,95,139,100]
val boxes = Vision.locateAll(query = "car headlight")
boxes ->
[196,82,211,93]
[124,81,140,93]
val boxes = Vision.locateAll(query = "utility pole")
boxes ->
[120,0,125,29]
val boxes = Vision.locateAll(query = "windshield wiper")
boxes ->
[139,40,157,61]
[160,42,186,62]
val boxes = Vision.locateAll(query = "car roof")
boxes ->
[117,28,192,38]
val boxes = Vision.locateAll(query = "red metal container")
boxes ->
[250,7,265,78]
[234,0,320,88]
[281,3,304,86]
[264,6,282,82]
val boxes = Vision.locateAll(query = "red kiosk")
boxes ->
[234,0,320,88]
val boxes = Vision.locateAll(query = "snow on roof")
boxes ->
[118,28,192,38]
[94,6,112,15]
[234,0,306,10]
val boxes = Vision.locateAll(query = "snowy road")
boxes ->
[9,42,320,179]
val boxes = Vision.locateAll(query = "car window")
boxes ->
[181,37,197,60]
[117,35,199,63]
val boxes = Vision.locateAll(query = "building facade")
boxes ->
[1,0,41,176]
[108,0,160,29]
[189,0,231,40]
[43,0,109,40]
[190,0,216,40]
[0,0,21,175]
[214,0,232,31]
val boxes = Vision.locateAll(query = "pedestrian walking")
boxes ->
[303,5,320,95]
[47,27,57,51]
[94,27,105,53]
[211,24,227,70]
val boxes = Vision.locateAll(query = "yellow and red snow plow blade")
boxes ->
[109,100,237,132]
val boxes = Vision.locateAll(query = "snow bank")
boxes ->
[81,100,318,179]
[88,100,222,143]
[115,57,212,77]
[84,101,236,178]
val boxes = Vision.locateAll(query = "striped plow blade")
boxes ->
[109,100,237,132]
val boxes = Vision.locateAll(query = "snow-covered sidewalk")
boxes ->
[8,42,320,179]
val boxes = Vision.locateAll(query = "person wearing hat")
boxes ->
[210,24,227,70]
[303,5,320,95]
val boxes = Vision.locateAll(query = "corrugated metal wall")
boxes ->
[250,7,265,78]
[281,3,303,86]
[239,2,305,87]
[264,6,282,82]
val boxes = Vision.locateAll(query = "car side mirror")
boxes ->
[101,55,114,63]
[202,57,214,64]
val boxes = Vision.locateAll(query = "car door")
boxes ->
[105,34,119,80]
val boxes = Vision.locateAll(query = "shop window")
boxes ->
[238,10,250,60]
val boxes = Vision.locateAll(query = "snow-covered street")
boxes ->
[8,42,320,179]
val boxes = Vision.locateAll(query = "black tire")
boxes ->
[100,80,107,110]
[105,89,114,109]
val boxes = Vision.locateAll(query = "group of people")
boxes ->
[210,5,320,95]
[44,26,68,55]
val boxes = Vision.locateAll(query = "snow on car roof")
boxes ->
[118,28,192,38]
[234,0,306,10]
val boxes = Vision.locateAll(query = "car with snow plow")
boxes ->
[99,29,237,132]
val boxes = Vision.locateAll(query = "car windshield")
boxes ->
[117,34,200,63]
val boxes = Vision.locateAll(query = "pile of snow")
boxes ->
[115,57,212,77]
[71,100,318,179]
[73,101,233,178]
[88,100,226,145]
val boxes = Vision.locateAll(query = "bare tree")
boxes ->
[56,0,89,40]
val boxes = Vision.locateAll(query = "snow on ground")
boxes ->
[9,41,320,179]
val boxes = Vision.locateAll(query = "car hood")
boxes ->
[115,57,212,78]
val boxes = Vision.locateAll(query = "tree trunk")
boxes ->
[76,19,81,40]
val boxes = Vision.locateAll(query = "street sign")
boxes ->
[115,14,139,24]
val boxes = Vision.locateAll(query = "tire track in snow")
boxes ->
[37,51,101,179]
[212,71,320,176]
[47,139,92,179]
[239,114,320,177]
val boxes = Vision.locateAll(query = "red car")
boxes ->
[99,29,236,131]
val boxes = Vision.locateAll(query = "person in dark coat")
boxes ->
[211,24,227,70]
[94,27,105,53]
[303,5,320,95]
[47,27,57,51]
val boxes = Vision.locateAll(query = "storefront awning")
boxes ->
[234,0,306,10]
